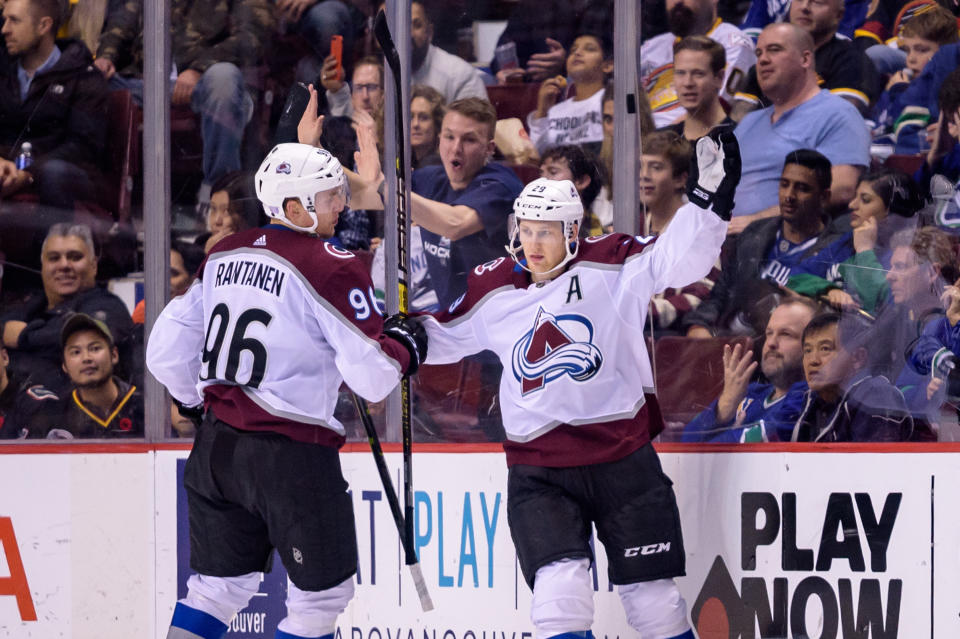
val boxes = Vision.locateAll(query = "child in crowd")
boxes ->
[920,68,960,230]
[595,82,654,232]
[538,144,605,235]
[640,131,720,334]
[873,6,959,146]
[909,275,960,405]
[527,32,612,155]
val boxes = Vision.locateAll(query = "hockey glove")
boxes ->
[173,399,204,431]
[686,128,741,221]
[383,314,428,376]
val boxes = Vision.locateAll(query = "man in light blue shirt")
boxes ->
[0,0,108,211]
[16,42,58,100]
[731,23,869,231]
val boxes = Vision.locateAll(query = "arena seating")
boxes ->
[486,82,542,121]
[653,335,755,434]
[105,89,140,223]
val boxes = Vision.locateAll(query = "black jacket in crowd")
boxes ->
[681,216,848,335]
[0,286,134,392]
[791,372,914,442]
[0,38,108,176]
[0,371,60,439]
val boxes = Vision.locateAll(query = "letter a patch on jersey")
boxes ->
[511,306,603,395]
[565,274,583,304]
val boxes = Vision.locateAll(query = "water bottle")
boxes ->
[15,142,32,170]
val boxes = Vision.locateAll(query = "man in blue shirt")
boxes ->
[411,97,524,308]
[683,298,815,442]
[730,23,869,232]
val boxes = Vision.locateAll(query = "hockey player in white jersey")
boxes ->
[416,130,740,639]
[146,143,427,639]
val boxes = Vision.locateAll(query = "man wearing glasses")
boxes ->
[321,55,384,118]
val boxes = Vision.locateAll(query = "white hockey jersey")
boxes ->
[420,202,727,467]
[146,227,409,446]
[640,20,756,128]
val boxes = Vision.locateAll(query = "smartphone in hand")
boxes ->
[331,35,343,82]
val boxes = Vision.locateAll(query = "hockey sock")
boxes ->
[666,630,696,639]
[167,602,228,639]
[275,631,334,639]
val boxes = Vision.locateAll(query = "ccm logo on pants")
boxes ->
[624,542,671,557]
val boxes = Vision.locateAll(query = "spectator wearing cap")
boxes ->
[54,313,141,438]
[5,313,142,438]
[0,223,134,392]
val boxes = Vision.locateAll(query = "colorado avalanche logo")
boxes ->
[275,162,292,174]
[511,307,603,395]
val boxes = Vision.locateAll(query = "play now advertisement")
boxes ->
[0,448,958,638]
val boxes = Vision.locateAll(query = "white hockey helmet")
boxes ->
[506,177,584,274]
[255,143,347,233]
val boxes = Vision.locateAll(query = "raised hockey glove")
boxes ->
[384,314,428,376]
[686,127,741,221]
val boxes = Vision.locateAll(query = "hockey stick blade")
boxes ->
[352,392,433,612]
[407,562,435,611]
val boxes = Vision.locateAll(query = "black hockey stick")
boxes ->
[351,392,433,610]
[373,6,424,606]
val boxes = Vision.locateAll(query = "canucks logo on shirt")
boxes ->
[511,306,603,395]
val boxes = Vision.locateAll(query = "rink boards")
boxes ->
[0,443,958,638]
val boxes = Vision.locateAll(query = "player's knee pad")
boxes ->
[276,575,354,638]
[179,572,262,627]
[618,579,691,639]
[531,558,594,639]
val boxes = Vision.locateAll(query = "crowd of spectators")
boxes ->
[4,0,960,443]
